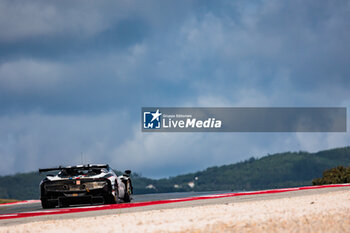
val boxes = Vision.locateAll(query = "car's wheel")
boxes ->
[105,181,119,204]
[41,199,56,209]
[106,193,118,204]
[123,180,132,203]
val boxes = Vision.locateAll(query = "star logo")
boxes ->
[151,109,162,122]
[143,109,162,129]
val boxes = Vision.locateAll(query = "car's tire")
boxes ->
[41,199,56,209]
[106,193,118,204]
[105,181,119,204]
[123,180,132,203]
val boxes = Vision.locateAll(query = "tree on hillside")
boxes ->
[312,166,350,185]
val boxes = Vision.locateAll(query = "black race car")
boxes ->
[39,164,132,209]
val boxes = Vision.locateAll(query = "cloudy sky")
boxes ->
[0,0,349,177]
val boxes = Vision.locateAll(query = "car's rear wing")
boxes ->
[39,164,109,173]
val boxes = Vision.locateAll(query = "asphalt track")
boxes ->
[1,184,350,226]
[0,191,226,215]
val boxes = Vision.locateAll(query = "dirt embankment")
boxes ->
[1,190,350,233]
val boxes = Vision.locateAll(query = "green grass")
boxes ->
[0,198,20,204]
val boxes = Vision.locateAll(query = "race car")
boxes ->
[38,164,133,209]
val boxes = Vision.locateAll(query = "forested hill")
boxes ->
[1,146,350,200]
[158,146,350,192]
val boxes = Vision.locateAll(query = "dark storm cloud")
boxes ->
[0,17,150,61]
[0,0,196,115]
[1,0,349,114]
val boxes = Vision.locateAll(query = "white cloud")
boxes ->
[0,59,63,93]
[295,132,350,153]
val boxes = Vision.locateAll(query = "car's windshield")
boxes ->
[57,168,102,177]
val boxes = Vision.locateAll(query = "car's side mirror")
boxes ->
[46,174,54,177]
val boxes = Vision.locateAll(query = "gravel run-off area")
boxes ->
[1,190,350,233]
